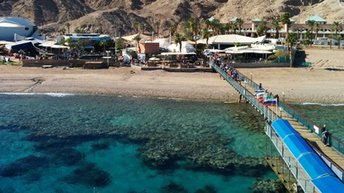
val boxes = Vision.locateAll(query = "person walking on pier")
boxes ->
[321,125,329,146]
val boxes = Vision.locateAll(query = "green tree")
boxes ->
[139,23,146,34]
[229,22,238,34]
[306,20,315,43]
[133,34,142,53]
[280,13,292,42]
[155,20,161,37]
[286,32,297,67]
[202,28,210,48]
[314,22,320,40]
[59,28,66,35]
[174,33,185,52]
[271,18,280,39]
[169,20,179,37]
[209,18,222,35]
[115,38,125,50]
[235,18,244,34]
[187,18,200,49]
[256,20,268,36]
[65,22,71,34]
[332,21,342,49]
[133,22,139,33]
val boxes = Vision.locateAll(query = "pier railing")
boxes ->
[211,62,279,123]
[265,123,317,193]
[235,69,344,156]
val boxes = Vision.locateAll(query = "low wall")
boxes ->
[232,62,290,68]
[22,59,85,67]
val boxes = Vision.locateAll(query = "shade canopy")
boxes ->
[198,34,266,45]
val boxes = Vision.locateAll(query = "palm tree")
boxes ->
[170,21,179,37]
[314,22,320,40]
[133,22,139,33]
[155,20,161,38]
[271,18,280,39]
[256,20,268,36]
[229,22,238,34]
[202,28,210,48]
[188,18,200,49]
[133,34,142,53]
[209,18,221,35]
[65,22,71,34]
[306,20,315,43]
[139,23,146,34]
[280,13,292,42]
[174,33,184,52]
[59,28,66,35]
[235,18,244,34]
[332,21,342,49]
[286,32,297,67]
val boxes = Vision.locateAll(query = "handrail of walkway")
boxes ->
[211,61,279,123]
[235,68,344,156]
[265,123,316,193]
[210,60,344,179]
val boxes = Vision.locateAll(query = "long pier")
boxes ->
[210,61,344,192]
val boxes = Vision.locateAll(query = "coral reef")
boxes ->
[252,179,287,193]
[63,163,111,187]
[160,182,189,193]
[0,155,49,177]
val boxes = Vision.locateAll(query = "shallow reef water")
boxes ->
[0,94,293,193]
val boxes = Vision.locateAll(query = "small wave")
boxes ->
[300,102,344,107]
[0,92,75,97]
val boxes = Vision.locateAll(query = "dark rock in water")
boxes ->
[33,138,75,153]
[63,163,111,187]
[0,155,49,177]
[252,179,286,193]
[51,148,84,166]
[160,182,189,193]
[194,185,217,193]
[91,142,110,151]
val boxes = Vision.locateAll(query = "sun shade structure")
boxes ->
[198,34,266,45]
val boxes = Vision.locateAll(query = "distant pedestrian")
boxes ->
[259,83,263,90]
[321,125,329,145]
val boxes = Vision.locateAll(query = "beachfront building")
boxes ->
[0,17,41,41]
[226,15,344,43]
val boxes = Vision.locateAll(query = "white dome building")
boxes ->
[0,17,40,41]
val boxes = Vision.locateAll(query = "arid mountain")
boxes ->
[1,0,344,36]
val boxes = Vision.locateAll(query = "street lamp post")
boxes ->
[282,91,285,103]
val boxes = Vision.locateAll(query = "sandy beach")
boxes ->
[1,61,344,104]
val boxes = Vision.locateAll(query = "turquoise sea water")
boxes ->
[291,104,344,140]
[0,94,282,193]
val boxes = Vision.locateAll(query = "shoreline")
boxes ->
[1,65,344,104]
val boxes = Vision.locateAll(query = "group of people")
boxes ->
[219,63,239,81]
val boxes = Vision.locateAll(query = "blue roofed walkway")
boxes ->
[210,60,344,192]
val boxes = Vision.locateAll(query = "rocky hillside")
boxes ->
[1,0,343,36]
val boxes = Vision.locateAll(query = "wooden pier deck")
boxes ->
[243,81,344,170]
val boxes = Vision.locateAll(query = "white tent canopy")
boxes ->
[121,33,151,42]
[225,45,273,54]
[198,34,266,45]
[151,38,171,49]
[167,41,196,53]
